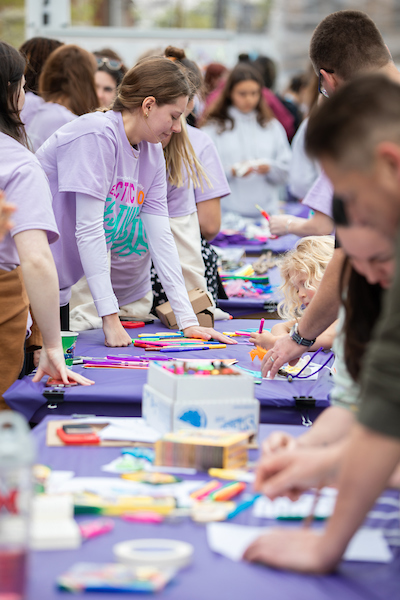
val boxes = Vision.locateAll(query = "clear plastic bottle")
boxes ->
[0,411,35,600]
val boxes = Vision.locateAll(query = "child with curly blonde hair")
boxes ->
[250,236,337,350]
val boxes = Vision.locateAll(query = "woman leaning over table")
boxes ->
[0,42,93,407]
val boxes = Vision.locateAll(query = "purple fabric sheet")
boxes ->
[4,320,332,425]
[211,201,309,254]
[26,418,400,600]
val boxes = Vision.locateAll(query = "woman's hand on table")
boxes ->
[32,345,94,385]
[102,313,133,347]
[261,334,305,378]
[249,331,277,350]
[182,326,237,345]
[243,528,336,574]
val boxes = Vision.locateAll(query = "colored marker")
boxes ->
[209,481,246,502]
[191,480,222,500]
[159,346,210,353]
[258,318,265,334]
[255,204,277,238]
[226,494,261,519]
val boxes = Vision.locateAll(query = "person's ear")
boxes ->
[321,69,342,94]
[141,96,156,117]
[375,141,400,186]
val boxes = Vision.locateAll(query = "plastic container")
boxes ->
[0,411,35,600]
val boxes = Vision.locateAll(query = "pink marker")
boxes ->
[122,512,164,524]
[258,319,265,334]
[234,331,252,337]
[79,518,114,540]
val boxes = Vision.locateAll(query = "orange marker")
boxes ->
[210,481,246,502]
[190,480,222,501]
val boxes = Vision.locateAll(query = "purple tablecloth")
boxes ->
[26,418,400,600]
[4,320,333,426]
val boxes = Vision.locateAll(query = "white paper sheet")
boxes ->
[253,488,337,519]
[207,522,393,563]
[99,421,162,443]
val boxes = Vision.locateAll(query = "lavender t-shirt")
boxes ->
[20,91,45,130]
[0,133,59,271]
[36,110,168,306]
[27,102,77,152]
[302,171,333,218]
[167,125,231,218]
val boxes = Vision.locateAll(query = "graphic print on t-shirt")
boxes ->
[104,178,148,256]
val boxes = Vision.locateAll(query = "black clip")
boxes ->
[294,395,316,408]
[42,388,65,410]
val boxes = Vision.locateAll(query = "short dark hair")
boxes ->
[305,74,400,169]
[19,37,63,94]
[310,10,390,81]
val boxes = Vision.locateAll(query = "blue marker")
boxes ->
[226,494,261,519]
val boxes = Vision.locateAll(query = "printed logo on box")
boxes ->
[177,408,207,428]
[217,415,257,431]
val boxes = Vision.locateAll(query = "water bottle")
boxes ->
[0,411,35,600]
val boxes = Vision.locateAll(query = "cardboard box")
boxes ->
[146,360,254,403]
[143,384,259,443]
[154,429,252,470]
[155,288,214,329]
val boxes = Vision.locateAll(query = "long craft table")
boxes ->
[26,418,400,600]
[4,320,333,426]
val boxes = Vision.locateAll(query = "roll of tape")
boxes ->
[113,539,194,570]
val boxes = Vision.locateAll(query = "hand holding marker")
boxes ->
[255,204,277,239]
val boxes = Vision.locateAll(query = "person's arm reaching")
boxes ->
[262,247,344,377]
[245,424,400,573]
[261,405,356,456]
[14,229,93,385]
[269,211,334,237]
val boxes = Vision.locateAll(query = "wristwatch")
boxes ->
[290,323,316,347]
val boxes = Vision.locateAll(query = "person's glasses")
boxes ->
[318,69,334,98]
[96,56,123,70]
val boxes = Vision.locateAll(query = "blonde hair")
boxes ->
[164,116,211,189]
[278,236,335,321]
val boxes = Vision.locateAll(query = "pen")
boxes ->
[303,489,321,528]
[258,318,265,334]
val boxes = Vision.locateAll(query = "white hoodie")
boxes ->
[202,106,292,218]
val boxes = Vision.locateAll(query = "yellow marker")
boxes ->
[208,468,254,482]
[207,344,226,349]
